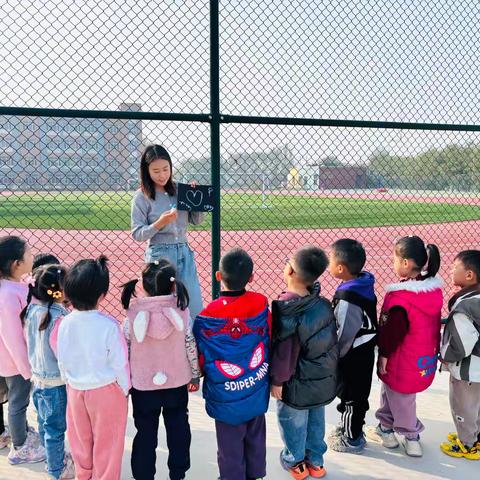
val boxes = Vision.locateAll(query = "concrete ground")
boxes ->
[0,370,477,480]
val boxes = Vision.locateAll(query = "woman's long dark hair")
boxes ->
[395,235,441,279]
[20,264,66,331]
[121,259,189,310]
[140,145,176,200]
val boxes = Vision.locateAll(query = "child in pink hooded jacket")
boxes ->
[121,259,200,480]
[0,235,45,465]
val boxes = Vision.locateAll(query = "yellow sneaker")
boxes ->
[440,438,480,460]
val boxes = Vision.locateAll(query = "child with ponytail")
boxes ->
[0,235,45,465]
[57,256,130,480]
[121,258,200,480]
[21,264,74,479]
[367,236,443,457]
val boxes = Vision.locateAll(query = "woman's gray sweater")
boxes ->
[131,189,204,246]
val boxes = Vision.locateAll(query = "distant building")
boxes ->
[314,165,368,189]
[0,102,142,190]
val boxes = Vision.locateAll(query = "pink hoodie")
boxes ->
[0,279,31,379]
[127,295,195,391]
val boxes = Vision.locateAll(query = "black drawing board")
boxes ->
[177,183,216,212]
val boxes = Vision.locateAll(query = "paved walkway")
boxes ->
[0,371,476,480]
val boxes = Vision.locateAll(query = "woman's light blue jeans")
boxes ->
[277,400,327,468]
[145,242,204,320]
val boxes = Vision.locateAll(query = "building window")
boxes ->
[0,139,9,150]
[24,140,35,150]
[65,123,75,133]
[75,125,83,134]
[52,123,63,133]
[87,124,96,134]
[110,126,119,135]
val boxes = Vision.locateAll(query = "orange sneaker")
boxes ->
[280,458,309,480]
[306,463,327,478]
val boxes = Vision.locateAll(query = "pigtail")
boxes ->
[96,255,109,270]
[20,283,34,326]
[425,244,441,279]
[39,299,54,331]
[121,279,139,309]
[174,279,190,311]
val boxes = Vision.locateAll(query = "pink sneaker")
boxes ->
[7,441,46,465]
[59,453,76,479]
[0,428,11,449]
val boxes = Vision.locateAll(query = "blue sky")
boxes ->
[1,0,479,165]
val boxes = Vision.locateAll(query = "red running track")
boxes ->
[3,220,477,318]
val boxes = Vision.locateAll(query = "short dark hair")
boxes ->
[33,253,60,271]
[140,144,176,200]
[219,248,253,291]
[64,255,110,310]
[455,250,480,283]
[292,246,329,285]
[0,235,27,279]
[331,239,366,276]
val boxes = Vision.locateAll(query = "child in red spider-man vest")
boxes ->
[193,248,271,480]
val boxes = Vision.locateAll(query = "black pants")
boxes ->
[215,415,267,480]
[0,403,5,435]
[131,385,191,480]
[337,342,375,440]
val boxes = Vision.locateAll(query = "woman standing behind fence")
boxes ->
[131,145,204,320]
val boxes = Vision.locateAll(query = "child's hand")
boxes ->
[270,385,283,400]
[188,380,200,392]
[377,356,388,375]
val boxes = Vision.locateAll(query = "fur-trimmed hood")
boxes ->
[384,276,443,317]
[385,275,443,294]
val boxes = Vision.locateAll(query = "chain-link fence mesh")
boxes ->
[1,0,479,317]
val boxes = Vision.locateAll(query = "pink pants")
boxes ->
[375,382,425,440]
[66,383,128,480]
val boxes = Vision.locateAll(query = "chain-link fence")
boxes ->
[1,0,479,316]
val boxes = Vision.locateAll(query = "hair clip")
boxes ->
[153,260,159,265]
[57,269,61,274]
[51,283,55,287]
[170,277,175,282]
[47,289,63,299]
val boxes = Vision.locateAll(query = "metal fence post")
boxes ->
[210,0,221,299]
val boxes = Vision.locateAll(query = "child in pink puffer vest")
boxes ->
[121,259,200,480]
[366,235,443,458]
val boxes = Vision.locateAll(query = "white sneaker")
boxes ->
[365,424,399,449]
[0,427,11,449]
[404,438,423,457]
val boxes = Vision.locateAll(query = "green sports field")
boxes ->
[0,192,479,231]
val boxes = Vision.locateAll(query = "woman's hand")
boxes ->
[189,181,198,188]
[153,208,177,230]
[377,355,388,375]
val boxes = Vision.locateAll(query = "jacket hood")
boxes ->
[273,282,323,316]
[128,295,188,342]
[336,271,375,300]
[385,276,443,316]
